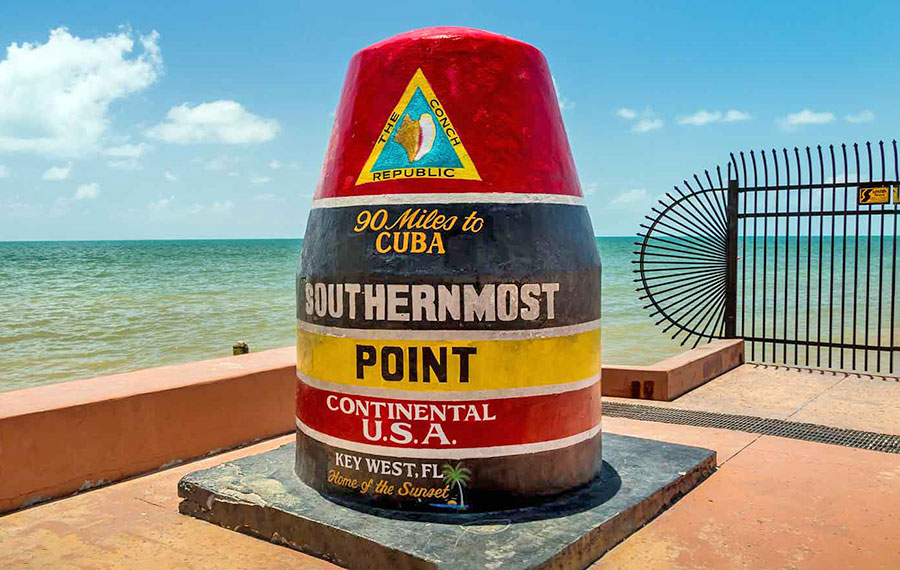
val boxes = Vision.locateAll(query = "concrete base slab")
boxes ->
[177,434,715,569]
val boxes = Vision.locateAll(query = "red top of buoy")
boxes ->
[315,27,582,200]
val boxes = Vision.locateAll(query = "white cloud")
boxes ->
[149,197,235,216]
[724,110,752,122]
[107,159,141,170]
[269,159,300,170]
[164,170,177,181]
[249,174,272,184]
[0,165,8,178]
[74,182,100,200]
[103,142,150,158]
[617,108,663,133]
[252,192,278,202]
[778,108,834,130]
[42,162,72,181]
[611,188,647,206]
[149,196,174,210]
[678,110,721,126]
[7,200,37,217]
[0,27,161,156]
[552,76,575,112]
[845,110,875,124]
[186,200,234,215]
[196,156,230,171]
[632,118,663,133]
[824,172,858,184]
[678,109,752,126]
[146,100,279,144]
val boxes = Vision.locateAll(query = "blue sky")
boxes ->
[0,0,894,240]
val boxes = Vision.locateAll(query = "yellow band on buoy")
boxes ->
[297,327,601,392]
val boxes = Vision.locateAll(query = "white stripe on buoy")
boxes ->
[311,192,586,209]
[295,417,602,459]
[296,318,602,341]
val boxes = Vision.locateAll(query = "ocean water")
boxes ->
[0,238,686,393]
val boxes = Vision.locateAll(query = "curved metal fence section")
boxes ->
[633,169,731,348]
[635,140,900,374]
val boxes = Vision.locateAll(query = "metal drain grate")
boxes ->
[603,402,900,455]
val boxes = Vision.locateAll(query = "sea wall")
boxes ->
[602,339,744,400]
[0,340,742,514]
[0,348,295,514]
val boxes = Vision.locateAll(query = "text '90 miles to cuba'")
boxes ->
[353,207,483,254]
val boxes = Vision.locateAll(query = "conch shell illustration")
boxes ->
[394,113,436,162]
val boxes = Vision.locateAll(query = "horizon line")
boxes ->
[0,235,636,243]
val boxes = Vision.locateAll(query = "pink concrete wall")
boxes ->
[602,339,744,400]
[0,348,295,514]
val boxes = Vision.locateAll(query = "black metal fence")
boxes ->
[634,140,900,375]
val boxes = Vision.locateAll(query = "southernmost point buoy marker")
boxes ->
[177,26,713,565]
[296,27,602,512]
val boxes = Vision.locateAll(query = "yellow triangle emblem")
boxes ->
[356,69,480,186]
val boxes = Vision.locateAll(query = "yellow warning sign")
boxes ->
[356,69,480,185]
[894,185,899,204]
[858,186,890,205]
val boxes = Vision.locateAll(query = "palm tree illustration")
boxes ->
[441,463,472,509]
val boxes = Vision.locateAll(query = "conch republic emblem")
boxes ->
[296,27,602,513]
[356,68,480,184]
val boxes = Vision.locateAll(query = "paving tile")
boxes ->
[593,435,900,570]
[629,364,845,418]
[788,376,900,434]
[0,436,336,570]
[603,417,759,465]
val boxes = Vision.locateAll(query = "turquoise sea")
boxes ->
[0,238,685,392]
